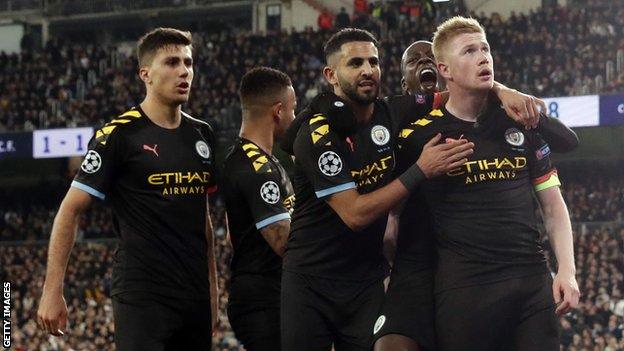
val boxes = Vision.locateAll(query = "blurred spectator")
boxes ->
[354,0,367,14]
[335,7,351,29]
[2,0,624,135]
[317,9,333,31]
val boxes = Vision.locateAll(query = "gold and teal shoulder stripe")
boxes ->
[309,113,332,147]
[94,109,142,145]
[398,109,446,140]
[241,142,272,173]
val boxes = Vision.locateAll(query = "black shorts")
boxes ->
[112,292,212,351]
[435,273,559,351]
[372,260,436,351]
[281,270,385,351]
[227,301,280,351]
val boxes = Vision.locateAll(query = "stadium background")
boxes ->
[0,0,623,349]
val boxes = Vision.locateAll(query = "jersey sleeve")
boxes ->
[72,126,122,200]
[293,114,356,199]
[202,123,219,194]
[239,169,291,230]
[526,132,561,192]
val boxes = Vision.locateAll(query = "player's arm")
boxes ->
[534,114,579,153]
[382,200,406,266]
[326,134,473,232]
[529,132,579,315]
[205,200,219,331]
[491,82,578,152]
[492,81,543,127]
[535,183,579,315]
[259,220,291,257]
[37,187,92,336]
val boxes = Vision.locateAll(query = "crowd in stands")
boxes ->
[0,163,623,350]
[1,1,624,350]
[1,0,623,135]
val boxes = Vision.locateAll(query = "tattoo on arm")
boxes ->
[260,219,291,257]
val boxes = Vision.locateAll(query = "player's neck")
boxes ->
[350,102,375,124]
[240,119,274,155]
[140,96,182,129]
[335,89,374,124]
[445,87,488,123]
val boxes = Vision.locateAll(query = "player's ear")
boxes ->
[139,66,151,85]
[272,101,283,123]
[323,66,338,86]
[401,77,408,94]
[437,61,451,81]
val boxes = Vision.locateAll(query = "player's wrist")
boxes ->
[557,265,576,277]
[398,163,426,190]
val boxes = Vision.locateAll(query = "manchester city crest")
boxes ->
[195,140,211,159]
[504,128,525,147]
[371,125,390,146]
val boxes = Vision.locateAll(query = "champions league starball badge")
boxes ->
[318,151,343,176]
[371,125,390,146]
[260,181,280,204]
[504,128,525,147]
[81,150,102,174]
[195,140,210,159]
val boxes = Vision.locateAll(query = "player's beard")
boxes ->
[337,75,378,106]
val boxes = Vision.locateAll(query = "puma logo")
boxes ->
[143,144,159,157]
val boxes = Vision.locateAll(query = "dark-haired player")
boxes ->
[221,67,296,351]
[37,28,218,351]
[280,28,474,351]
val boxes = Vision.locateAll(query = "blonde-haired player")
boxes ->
[386,16,579,351]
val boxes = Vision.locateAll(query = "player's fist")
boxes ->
[416,133,474,178]
[552,271,580,316]
[37,290,68,336]
[497,88,546,129]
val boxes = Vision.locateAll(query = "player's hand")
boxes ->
[416,133,474,178]
[497,89,546,129]
[552,271,580,315]
[37,290,68,336]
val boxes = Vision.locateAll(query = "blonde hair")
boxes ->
[432,16,485,62]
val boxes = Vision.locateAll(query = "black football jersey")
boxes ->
[73,106,217,299]
[284,98,432,280]
[395,106,558,292]
[221,138,294,302]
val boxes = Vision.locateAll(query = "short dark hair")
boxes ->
[323,28,378,61]
[239,67,292,109]
[137,28,192,67]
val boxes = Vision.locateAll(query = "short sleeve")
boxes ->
[72,127,122,200]
[202,123,219,194]
[293,114,356,198]
[526,132,560,192]
[238,169,291,230]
